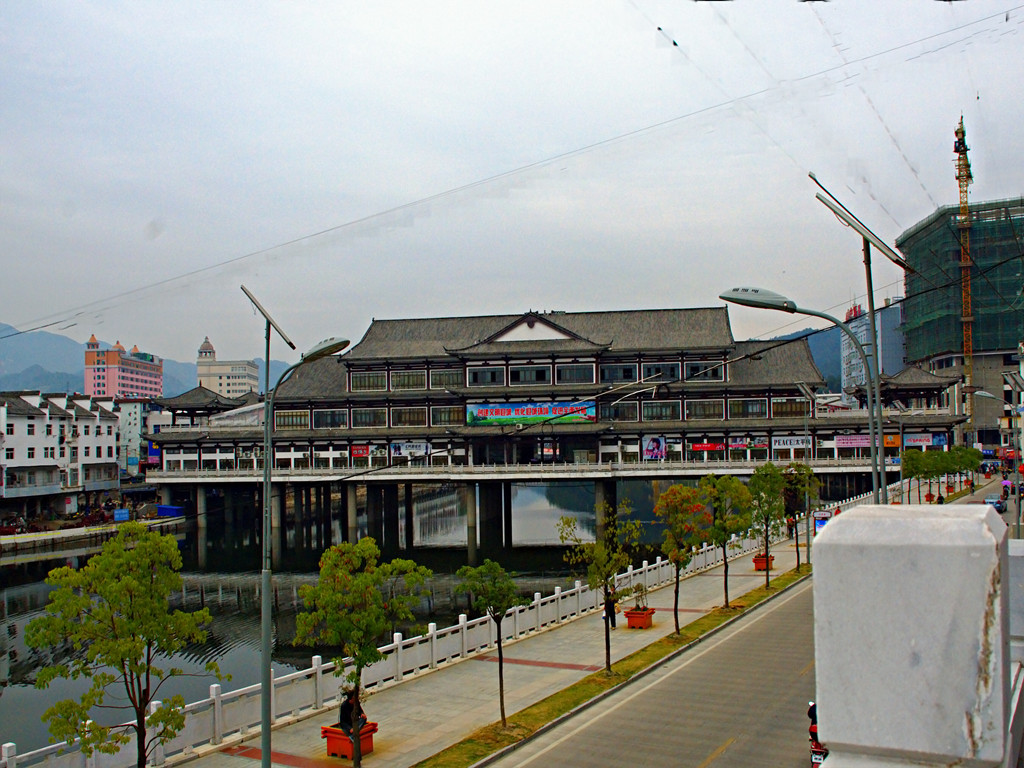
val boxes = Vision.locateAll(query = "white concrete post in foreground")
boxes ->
[814,504,1009,767]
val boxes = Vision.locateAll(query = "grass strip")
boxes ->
[411,565,811,768]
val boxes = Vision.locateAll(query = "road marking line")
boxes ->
[502,580,813,767]
[696,737,735,768]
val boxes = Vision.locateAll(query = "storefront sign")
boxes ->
[835,434,871,448]
[883,435,901,448]
[351,445,370,458]
[690,442,727,452]
[772,436,812,449]
[391,442,429,457]
[904,434,934,447]
[730,438,769,449]
[467,401,596,426]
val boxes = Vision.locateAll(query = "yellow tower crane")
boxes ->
[954,116,974,439]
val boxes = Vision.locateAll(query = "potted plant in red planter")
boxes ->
[623,583,655,629]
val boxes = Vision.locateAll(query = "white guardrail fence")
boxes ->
[1,522,795,768]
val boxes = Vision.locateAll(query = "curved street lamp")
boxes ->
[243,286,350,768]
[259,335,349,764]
[720,287,883,504]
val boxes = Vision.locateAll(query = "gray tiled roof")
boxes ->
[277,356,349,400]
[883,365,958,388]
[0,395,45,417]
[346,308,734,360]
[721,339,824,389]
[154,386,247,410]
[45,401,74,419]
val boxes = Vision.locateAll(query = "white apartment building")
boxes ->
[1,392,120,518]
[196,337,259,398]
[116,399,174,476]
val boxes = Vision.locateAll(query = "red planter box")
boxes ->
[623,607,655,629]
[321,721,379,759]
[753,554,774,572]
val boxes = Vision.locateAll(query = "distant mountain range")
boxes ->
[0,323,287,397]
[0,321,841,399]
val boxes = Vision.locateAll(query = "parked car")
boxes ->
[984,494,1006,513]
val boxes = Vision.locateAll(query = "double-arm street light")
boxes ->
[720,287,882,504]
[242,285,349,768]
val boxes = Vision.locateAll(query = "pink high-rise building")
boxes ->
[85,335,163,398]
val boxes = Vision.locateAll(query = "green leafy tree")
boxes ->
[652,484,705,634]
[558,499,644,674]
[948,445,983,491]
[901,448,928,502]
[456,559,530,727]
[698,474,752,609]
[293,537,432,768]
[748,462,787,588]
[783,462,819,571]
[24,522,222,768]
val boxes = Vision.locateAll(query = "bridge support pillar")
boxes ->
[196,484,207,530]
[271,484,283,529]
[346,484,358,542]
[814,505,1011,767]
[503,482,513,548]
[464,484,478,566]
[366,485,384,545]
[292,484,304,525]
[479,482,504,554]
[382,484,400,556]
[404,483,414,551]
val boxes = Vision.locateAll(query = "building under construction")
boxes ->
[897,196,1024,451]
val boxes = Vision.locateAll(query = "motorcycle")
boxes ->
[808,701,828,765]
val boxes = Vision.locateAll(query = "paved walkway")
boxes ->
[181,541,802,768]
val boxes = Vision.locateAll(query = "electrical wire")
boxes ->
[6,4,1020,343]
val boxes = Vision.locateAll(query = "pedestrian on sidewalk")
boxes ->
[603,586,617,630]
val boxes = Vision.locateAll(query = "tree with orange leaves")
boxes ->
[653,484,706,633]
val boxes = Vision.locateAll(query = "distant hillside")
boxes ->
[0,322,287,398]
[0,322,86,376]
[771,326,841,392]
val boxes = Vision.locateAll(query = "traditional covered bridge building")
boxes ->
[147,307,962,561]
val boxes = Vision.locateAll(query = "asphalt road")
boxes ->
[484,579,816,768]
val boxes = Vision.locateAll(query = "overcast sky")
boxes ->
[2,1,1021,366]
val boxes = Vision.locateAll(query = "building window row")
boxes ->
[278,405,469,429]
[344,357,728,394]
[273,396,806,430]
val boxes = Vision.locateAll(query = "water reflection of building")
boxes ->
[413,484,465,547]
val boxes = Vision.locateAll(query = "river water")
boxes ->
[0,479,678,752]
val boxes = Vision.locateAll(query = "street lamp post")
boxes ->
[720,287,882,504]
[242,285,349,768]
[795,381,815,566]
